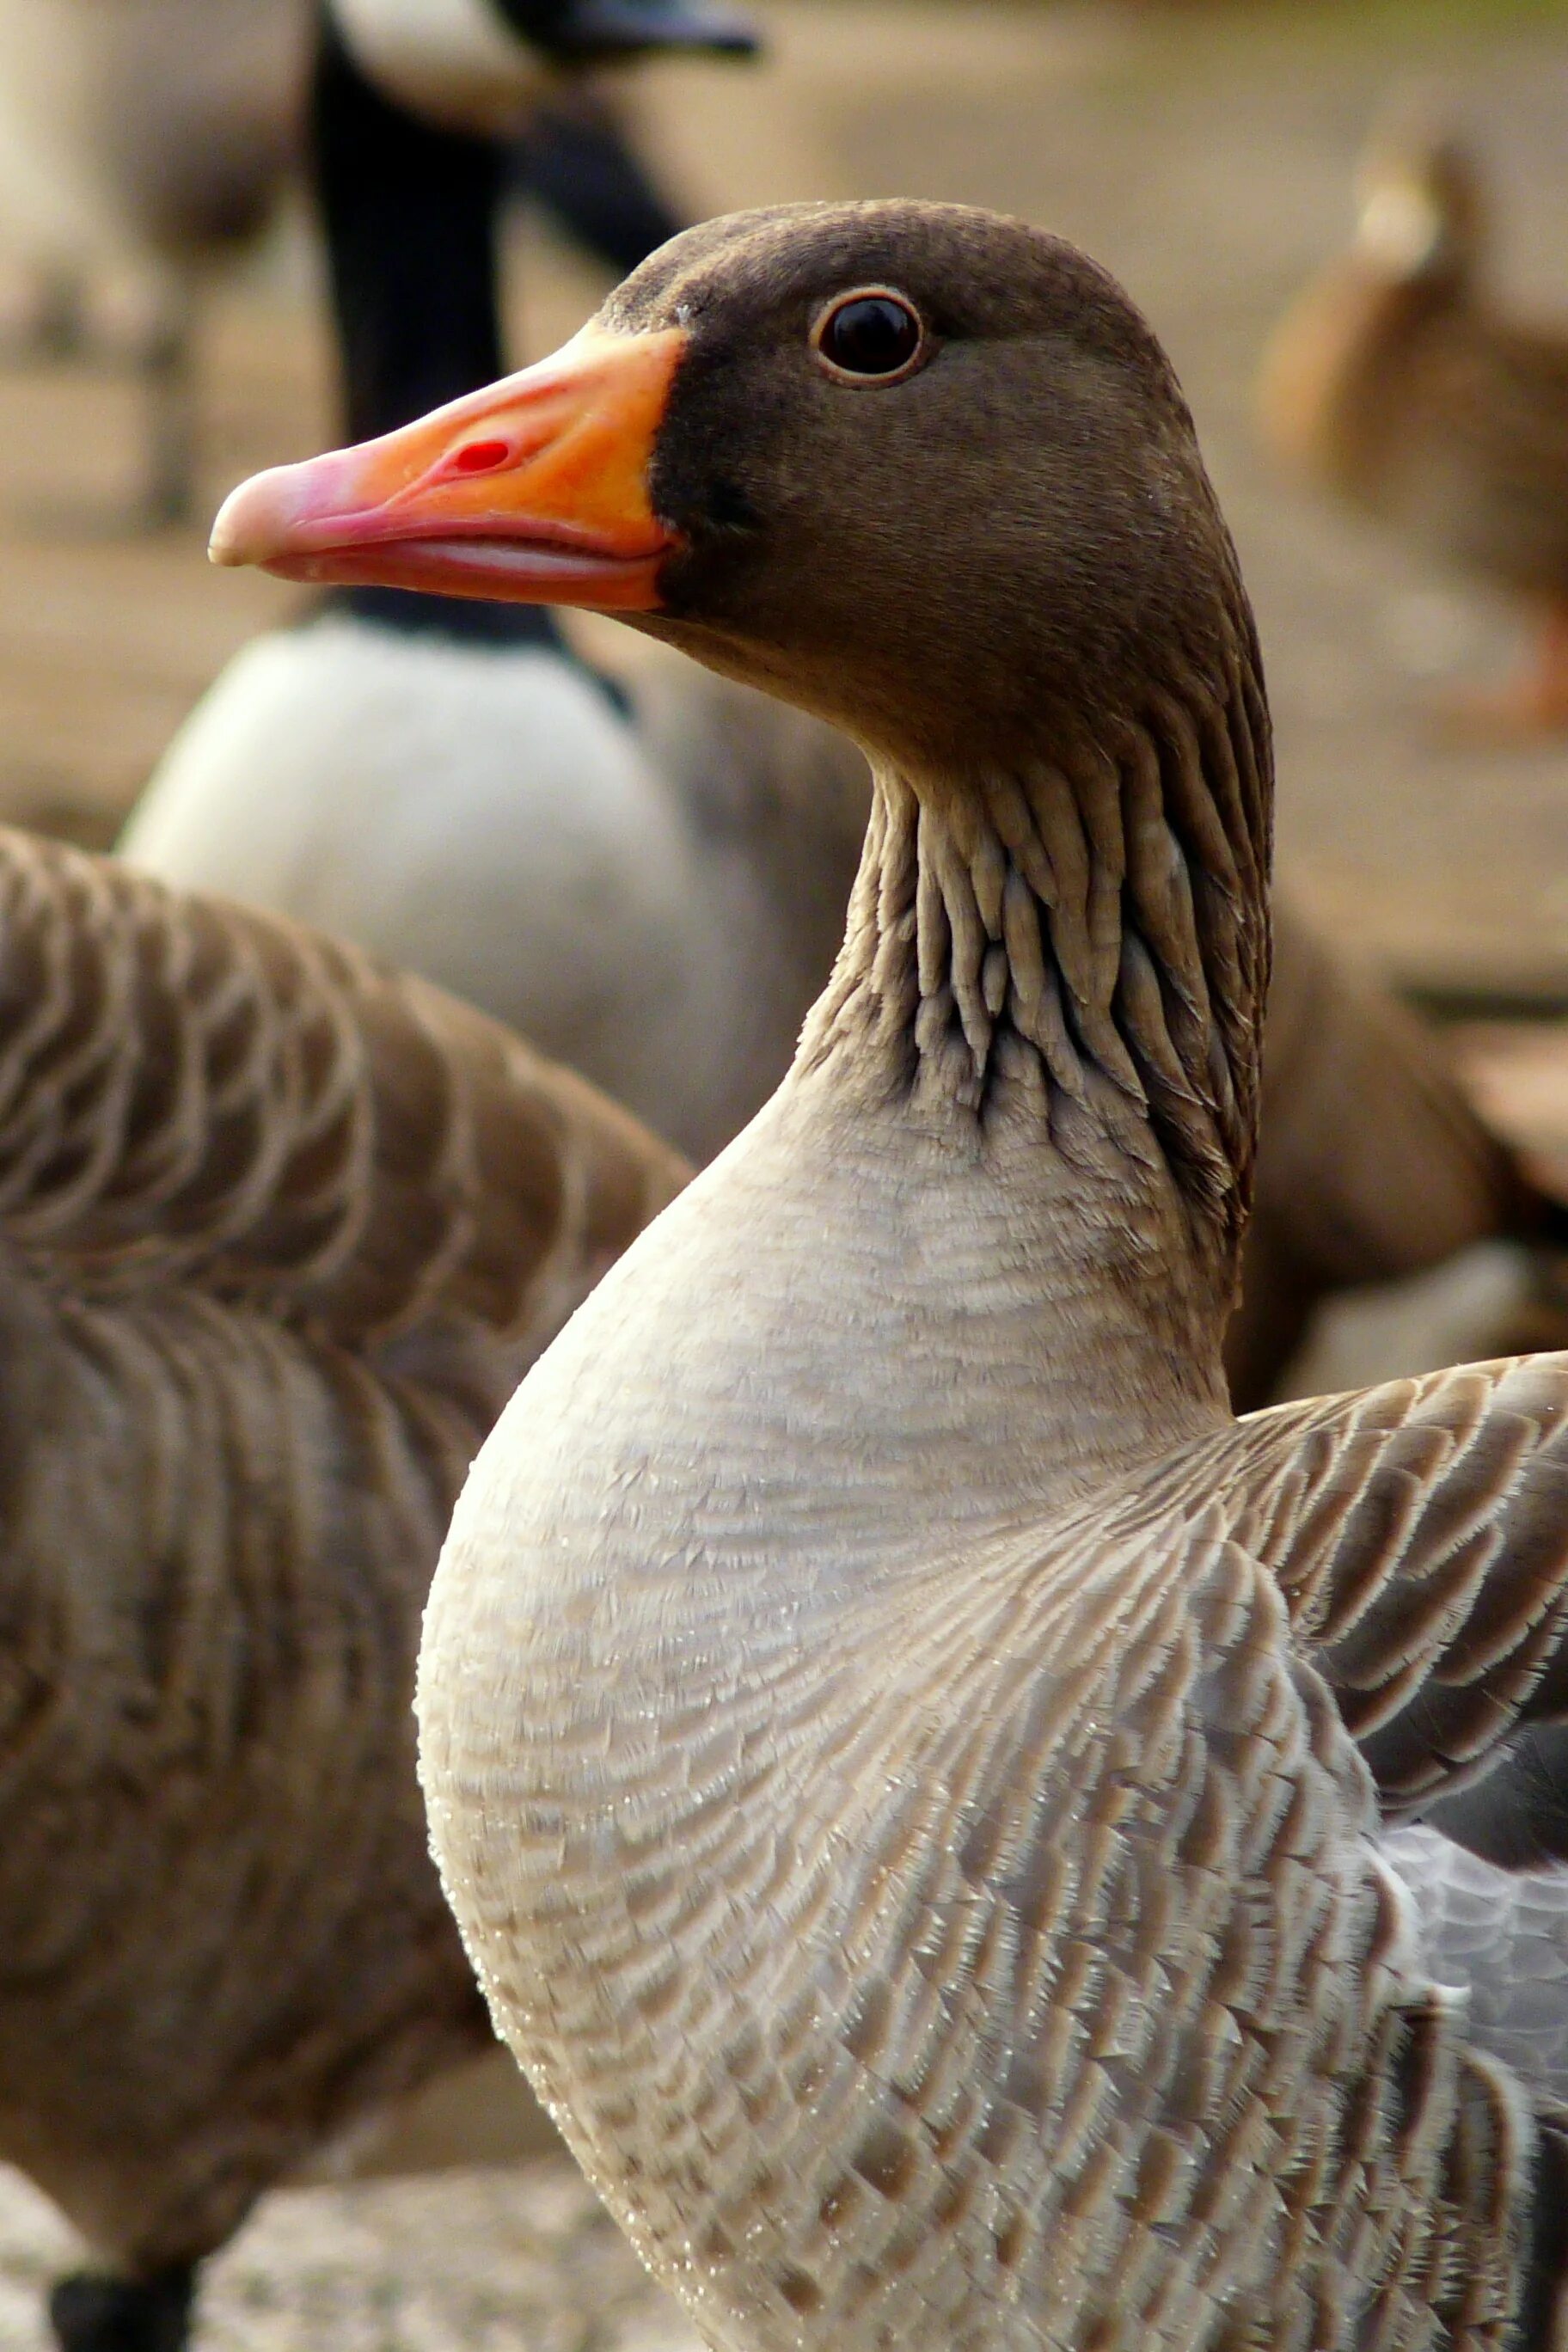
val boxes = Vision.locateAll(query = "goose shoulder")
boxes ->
[1259,902,1535,1283]
[8,822,685,1344]
[1228,903,1559,1408]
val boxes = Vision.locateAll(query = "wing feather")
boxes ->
[1207,1357,1568,1822]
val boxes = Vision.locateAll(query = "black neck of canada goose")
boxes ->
[214,198,1273,1430]
[492,0,757,59]
[310,6,565,651]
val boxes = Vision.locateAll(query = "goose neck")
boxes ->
[797,653,1271,1396]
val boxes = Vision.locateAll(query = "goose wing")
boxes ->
[1210,1357,1568,1831]
[1257,905,1538,1284]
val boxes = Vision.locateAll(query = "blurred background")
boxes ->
[1,0,1567,2342]
[2,0,1566,994]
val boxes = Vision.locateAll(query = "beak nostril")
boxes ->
[448,438,514,476]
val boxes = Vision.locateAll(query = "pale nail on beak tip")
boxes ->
[208,465,301,569]
[207,492,251,568]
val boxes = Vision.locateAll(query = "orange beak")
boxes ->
[209,325,687,611]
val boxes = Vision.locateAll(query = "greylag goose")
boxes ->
[222,199,1568,2349]
[0,825,683,2350]
[121,2,869,1168]
[1259,118,1568,729]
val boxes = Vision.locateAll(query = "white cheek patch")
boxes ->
[329,0,554,136]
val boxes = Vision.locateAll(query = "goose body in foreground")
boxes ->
[0,826,683,2349]
[222,201,1568,2349]
[1259,121,1568,728]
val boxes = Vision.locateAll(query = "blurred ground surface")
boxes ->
[0,2153,698,2352]
[3,0,1568,2343]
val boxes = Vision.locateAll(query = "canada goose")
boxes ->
[224,200,1568,2348]
[1259,117,1568,729]
[122,3,873,1167]
[0,825,683,2351]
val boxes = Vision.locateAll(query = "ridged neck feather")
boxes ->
[799,622,1272,1374]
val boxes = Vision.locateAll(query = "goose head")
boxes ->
[217,201,1270,1330]
[212,199,1256,783]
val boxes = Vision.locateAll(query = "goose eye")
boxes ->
[812,291,925,383]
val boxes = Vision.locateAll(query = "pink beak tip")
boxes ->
[209,473,269,568]
[208,457,323,569]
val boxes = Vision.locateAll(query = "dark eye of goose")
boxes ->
[812,289,926,383]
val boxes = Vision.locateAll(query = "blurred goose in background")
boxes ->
[0,0,309,524]
[224,199,1568,2350]
[124,0,879,1167]
[1259,114,1568,729]
[0,0,749,528]
[0,824,683,2352]
[1229,901,1568,1408]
